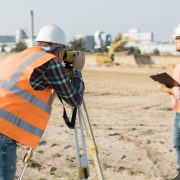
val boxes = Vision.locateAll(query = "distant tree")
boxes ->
[69,38,86,51]
[128,47,141,55]
[97,46,107,52]
[1,45,6,52]
[11,41,27,52]
[134,48,141,55]
[153,49,160,56]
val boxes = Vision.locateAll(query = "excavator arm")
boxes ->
[107,36,130,62]
[96,35,131,63]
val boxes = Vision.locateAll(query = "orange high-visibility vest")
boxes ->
[0,46,56,149]
[171,62,180,112]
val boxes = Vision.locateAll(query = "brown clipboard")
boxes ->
[149,72,180,88]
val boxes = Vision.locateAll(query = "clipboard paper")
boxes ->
[150,72,179,88]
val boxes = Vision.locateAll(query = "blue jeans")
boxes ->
[0,133,17,180]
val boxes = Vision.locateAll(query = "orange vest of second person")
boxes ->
[0,46,56,149]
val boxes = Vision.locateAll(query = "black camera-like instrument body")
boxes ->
[63,51,76,78]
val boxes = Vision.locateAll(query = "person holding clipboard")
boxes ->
[155,25,180,180]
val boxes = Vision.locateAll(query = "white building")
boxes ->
[125,41,177,55]
[123,28,179,55]
[15,29,28,43]
[124,28,154,42]
[73,31,112,52]
[94,31,112,50]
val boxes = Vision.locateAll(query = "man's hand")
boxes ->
[158,83,173,95]
[73,51,85,71]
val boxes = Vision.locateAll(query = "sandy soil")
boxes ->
[1,53,180,180]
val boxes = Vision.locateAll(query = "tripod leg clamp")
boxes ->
[23,151,33,164]
[78,154,90,178]
[89,145,98,154]
[79,167,90,179]
[88,138,98,154]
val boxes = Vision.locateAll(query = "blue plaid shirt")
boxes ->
[30,58,84,107]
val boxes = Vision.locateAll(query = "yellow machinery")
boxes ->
[95,35,131,64]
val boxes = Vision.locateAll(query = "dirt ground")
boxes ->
[16,65,178,180]
[1,53,180,179]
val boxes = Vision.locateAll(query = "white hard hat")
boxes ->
[36,24,67,45]
[174,24,180,37]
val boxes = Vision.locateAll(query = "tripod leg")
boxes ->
[73,108,90,179]
[78,108,88,158]
[82,99,105,180]
[18,148,33,180]
[74,124,81,169]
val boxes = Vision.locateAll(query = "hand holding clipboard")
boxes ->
[149,72,180,88]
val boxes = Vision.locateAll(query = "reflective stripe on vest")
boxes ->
[11,51,45,83]
[0,109,43,137]
[0,46,56,148]
[0,79,51,113]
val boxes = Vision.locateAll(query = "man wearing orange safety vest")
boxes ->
[0,24,85,179]
[158,25,180,180]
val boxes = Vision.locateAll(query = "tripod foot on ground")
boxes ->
[165,169,180,180]
[172,170,180,180]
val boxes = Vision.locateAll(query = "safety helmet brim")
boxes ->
[35,24,67,45]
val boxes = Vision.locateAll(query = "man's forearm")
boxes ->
[44,60,84,107]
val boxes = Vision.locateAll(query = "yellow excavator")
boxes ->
[95,35,131,64]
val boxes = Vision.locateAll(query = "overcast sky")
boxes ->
[0,0,180,41]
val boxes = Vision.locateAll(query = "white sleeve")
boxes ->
[172,87,180,99]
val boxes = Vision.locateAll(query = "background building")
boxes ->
[74,31,112,52]
[124,28,154,42]
[94,31,112,51]
[0,26,178,55]
[15,29,28,43]
[84,35,95,52]
[123,28,178,55]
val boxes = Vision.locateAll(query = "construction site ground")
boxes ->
[0,53,179,180]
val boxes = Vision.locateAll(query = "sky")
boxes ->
[0,0,180,42]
